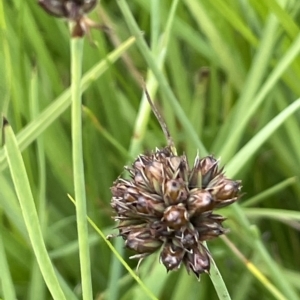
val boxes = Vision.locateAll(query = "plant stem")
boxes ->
[71,35,93,300]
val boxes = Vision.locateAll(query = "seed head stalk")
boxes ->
[70,26,93,300]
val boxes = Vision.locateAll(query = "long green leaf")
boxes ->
[226,98,300,176]
[4,120,66,300]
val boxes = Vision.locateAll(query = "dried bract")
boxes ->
[110,147,242,278]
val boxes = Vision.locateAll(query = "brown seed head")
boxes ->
[110,147,242,278]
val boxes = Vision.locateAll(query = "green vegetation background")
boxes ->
[1,0,300,299]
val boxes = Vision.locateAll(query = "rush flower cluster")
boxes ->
[111,146,241,278]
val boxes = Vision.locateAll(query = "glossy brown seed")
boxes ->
[162,205,189,230]
[160,243,185,271]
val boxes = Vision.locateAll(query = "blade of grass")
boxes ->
[117,0,207,155]
[0,218,16,300]
[226,202,299,299]
[208,252,231,299]
[226,98,300,176]
[242,177,297,207]
[222,236,288,300]
[128,0,180,156]
[222,99,300,298]
[28,67,47,300]
[218,33,300,161]
[210,0,258,46]
[265,0,300,38]
[70,35,92,300]
[0,174,27,238]
[82,106,130,160]
[243,208,300,222]
[0,36,136,172]
[67,194,158,300]
[4,120,66,300]
[213,13,279,156]
[184,0,245,91]
[0,0,11,118]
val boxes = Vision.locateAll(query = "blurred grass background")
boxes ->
[1,0,300,299]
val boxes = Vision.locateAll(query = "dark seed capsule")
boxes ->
[38,0,97,19]
[187,189,214,216]
[160,243,185,271]
[162,204,189,230]
[184,244,210,278]
[125,228,162,254]
[163,179,188,205]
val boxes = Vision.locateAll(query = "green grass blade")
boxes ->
[184,0,245,91]
[117,0,207,155]
[128,0,180,157]
[226,98,300,176]
[213,14,279,156]
[208,253,231,299]
[67,195,158,300]
[244,208,300,222]
[27,68,47,300]
[4,121,66,300]
[219,33,300,161]
[0,223,16,300]
[228,203,299,300]
[265,0,299,38]
[222,236,288,300]
[242,177,297,207]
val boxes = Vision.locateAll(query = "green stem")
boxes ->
[205,241,231,299]
[71,36,93,300]
[209,256,231,300]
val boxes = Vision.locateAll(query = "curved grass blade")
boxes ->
[207,246,231,300]
[67,194,158,300]
[0,224,16,300]
[4,120,66,300]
